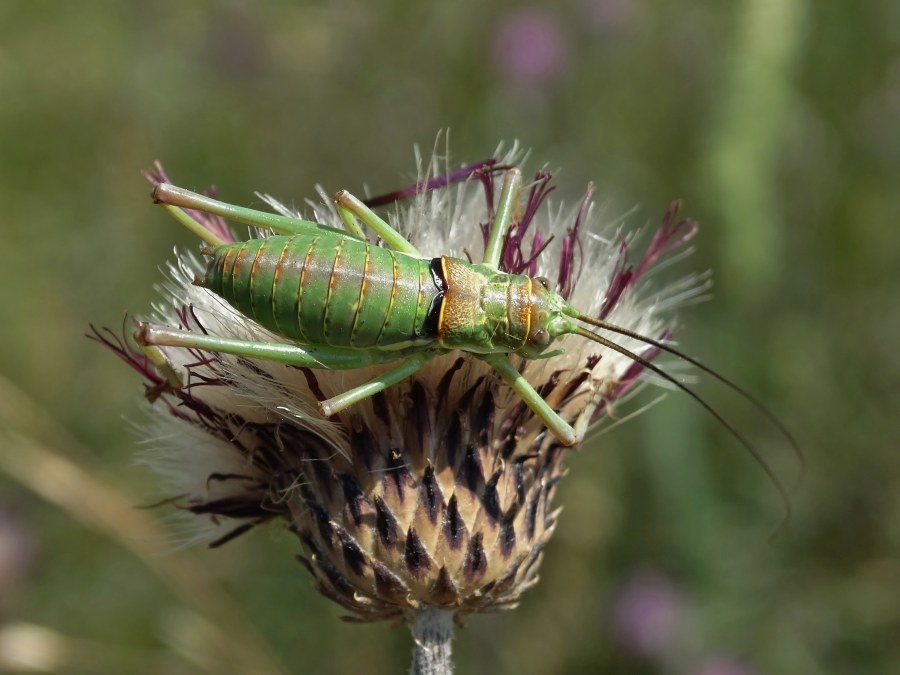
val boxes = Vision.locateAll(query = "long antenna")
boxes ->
[574,312,803,484]
[572,325,793,527]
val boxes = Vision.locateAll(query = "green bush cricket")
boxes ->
[136,164,798,515]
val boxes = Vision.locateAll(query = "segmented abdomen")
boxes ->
[202,234,441,349]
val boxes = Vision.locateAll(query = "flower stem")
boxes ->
[408,608,455,675]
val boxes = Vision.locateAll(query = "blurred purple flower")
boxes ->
[0,504,38,613]
[493,10,569,86]
[613,570,686,658]
[694,657,757,675]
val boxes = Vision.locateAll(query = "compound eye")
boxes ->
[531,327,550,346]
[535,276,551,290]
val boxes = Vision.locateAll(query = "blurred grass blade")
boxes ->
[0,375,289,675]
[0,621,184,674]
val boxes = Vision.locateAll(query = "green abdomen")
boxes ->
[202,234,440,349]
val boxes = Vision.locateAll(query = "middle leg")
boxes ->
[333,190,421,256]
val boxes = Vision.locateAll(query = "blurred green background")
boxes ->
[1,1,898,673]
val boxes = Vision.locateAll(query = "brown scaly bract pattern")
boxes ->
[292,362,564,621]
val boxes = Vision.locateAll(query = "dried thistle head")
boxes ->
[93,144,706,623]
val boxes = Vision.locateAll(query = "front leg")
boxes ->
[481,168,522,270]
[480,353,578,446]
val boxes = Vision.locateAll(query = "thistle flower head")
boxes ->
[94,144,703,623]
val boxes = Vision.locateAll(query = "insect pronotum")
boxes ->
[136,166,798,511]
